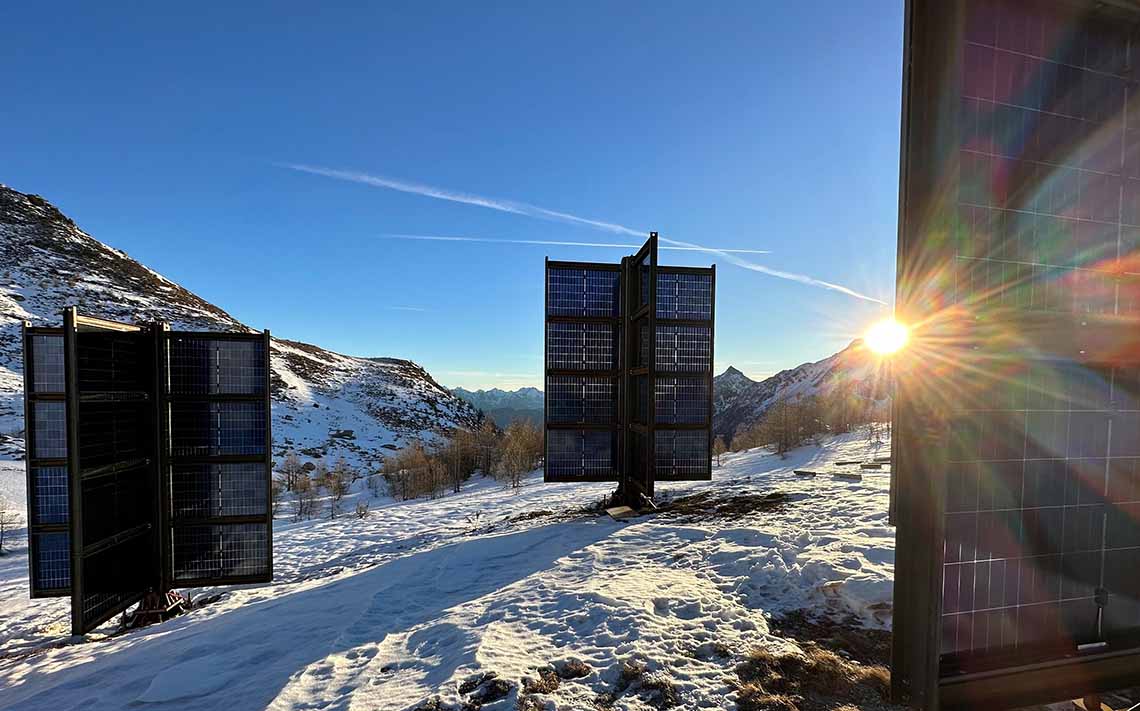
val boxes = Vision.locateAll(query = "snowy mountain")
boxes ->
[0,184,479,467]
[451,386,544,427]
[713,340,890,441]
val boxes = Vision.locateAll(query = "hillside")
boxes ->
[0,184,479,468]
[713,340,890,441]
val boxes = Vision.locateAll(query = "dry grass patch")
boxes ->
[735,644,896,711]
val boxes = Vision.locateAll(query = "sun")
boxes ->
[865,318,909,355]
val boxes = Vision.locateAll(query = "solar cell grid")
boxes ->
[655,376,709,425]
[168,338,266,395]
[171,463,269,519]
[545,322,618,371]
[31,466,68,525]
[655,325,712,373]
[76,401,148,468]
[656,272,713,321]
[172,524,269,581]
[938,0,1140,668]
[545,430,614,480]
[32,401,67,459]
[546,267,620,317]
[30,335,64,392]
[655,430,709,479]
[32,532,70,590]
[545,375,615,425]
[169,401,267,457]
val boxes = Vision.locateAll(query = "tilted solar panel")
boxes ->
[23,327,71,598]
[893,0,1140,706]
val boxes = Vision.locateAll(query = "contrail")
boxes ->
[283,163,881,302]
[659,235,886,304]
[384,233,772,255]
[283,163,641,236]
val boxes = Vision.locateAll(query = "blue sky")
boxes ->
[2,1,904,390]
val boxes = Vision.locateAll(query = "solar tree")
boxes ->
[892,0,1140,707]
[544,232,716,507]
[23,308,273,635]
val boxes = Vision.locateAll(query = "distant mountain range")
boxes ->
[450,341,889,442]
[712,340,890,441]
[0,184,480,468]
[450,386,544,427]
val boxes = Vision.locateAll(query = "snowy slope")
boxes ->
[0,431,897,711]
[714,340,891,441]
[0,184,479,467]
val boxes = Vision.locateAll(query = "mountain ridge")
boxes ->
[0,184,480,467]
[713,340,890,441]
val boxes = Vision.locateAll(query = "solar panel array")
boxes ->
[544,265,622,482]
[543,242,714,492]
[22,317,273,632]
[24,330,71,597]
[165,334,272,586]
[937,0,1140,673]
[894,0,1140,702]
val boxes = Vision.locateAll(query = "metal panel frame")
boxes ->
[22,323,70,598]
[622,234,659,498]
[64,307,156,634]
[892,0,1140,707]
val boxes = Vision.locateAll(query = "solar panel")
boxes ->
[542,238,715,495]
[23,315,274,631]
[163,333,273,587]
[65,312,158,633]
[544,262,623,483]
[893,0,1140,706]
[23,327,71,598]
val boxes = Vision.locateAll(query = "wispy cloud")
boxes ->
[384,233,771,255]
[385,305,430,312]
[283,163,882,303]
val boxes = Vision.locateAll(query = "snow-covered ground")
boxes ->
[0,431,896,711]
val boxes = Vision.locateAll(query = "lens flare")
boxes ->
[865,318,909,355]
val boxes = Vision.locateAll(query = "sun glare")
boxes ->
[865,318,909,355]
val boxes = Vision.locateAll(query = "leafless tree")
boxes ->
[495,419,542,490]
[712,436,727,467]
[279,452,306,492]
[0,496,19,554]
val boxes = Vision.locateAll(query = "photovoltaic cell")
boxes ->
[171,463,268,519]
[656,272,713,320]
[655,430,709,480]
[32,466,68,525]
[30,335,64,392]
[545,375,616,425]
[655,325,712,373]
[172,524,270,582]
[169,401,268,457]
[655,377,709,425]
[545,322,618,371]
[32,401,67,459]
[168,337,267,395]
[32,532,70,590]
[545,429,615,480]
[546,267,620,317]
